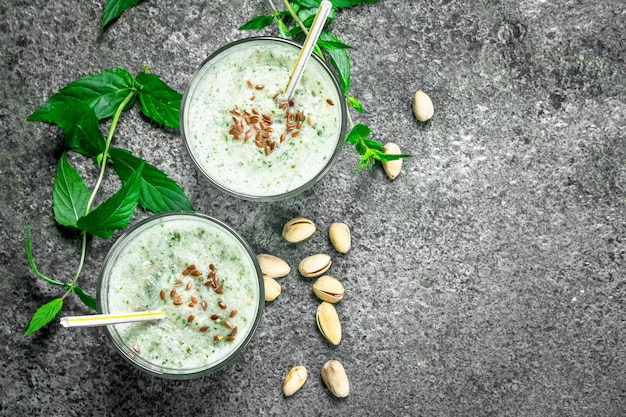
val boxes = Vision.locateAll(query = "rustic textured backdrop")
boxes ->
[1,0,624,415]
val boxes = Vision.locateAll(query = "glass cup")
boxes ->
[97,212,263,379]
[181,37,347,201]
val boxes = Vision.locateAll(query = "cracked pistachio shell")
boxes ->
[413,89,434,122]
[263,275,281,302]
[283,365,308,396]
[257,253,290,278]
[382,143,402,180]
[282,217,316,243]
[313,275,344,303]
[329,222,351,254]
[321,360,350,398]
[298,254,331,278]
[316,301,342,345]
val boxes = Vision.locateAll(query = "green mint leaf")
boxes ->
[238,15,275,30]
[77,163,144,239]
[363,138,386,152]
[320,32,350,94]
[344,123,371,145]
[24,298,64,336]
[377,152,412,163]
[347,96,364,112]
[31,69,135,121]
[74,287,98,311]
[61,68,135,120]
[109,147,194,212]
[24,224,70,287]
[102,0,143,29]
[277,17,291,38]
[134,72,182,129]
[52,152,90,229]
[28,96,106,157]
[317,39,352,51]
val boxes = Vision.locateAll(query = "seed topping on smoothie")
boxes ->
[227,80,320,156]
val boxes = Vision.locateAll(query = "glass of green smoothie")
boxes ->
[181,37,347,201]
[97,212,264,379]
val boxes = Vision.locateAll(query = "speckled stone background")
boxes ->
[1,0,624,416]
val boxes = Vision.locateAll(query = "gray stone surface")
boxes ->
[1,0,625,415]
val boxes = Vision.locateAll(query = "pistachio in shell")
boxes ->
[316,301,342,345]
[382,143,403,180]
[257,253,290,278]
[298,253,332,278]
[282,217,316,243]
[329,222,351,254]
[263,274,281,302]
[312,275,344,303]
[321,360,350,398]
[413,89,434,122]
[282,365,308,396]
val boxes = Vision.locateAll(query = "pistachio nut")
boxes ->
[316,301,342,345]
[382,142,403,180]
[298,253,332,278]
[312,275,344,303]
[321,360,350,398]
[329,222,351,254]
[282,217,316,243]
[263,275,281,302]
[413,89,434,122]
[257,253,291,278]
[282,365,308,397]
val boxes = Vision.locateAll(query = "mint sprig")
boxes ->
[239,0,410,171]
[102,0,144,29]
[24,67,194,336]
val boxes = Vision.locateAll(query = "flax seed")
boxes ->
[187,315,195,323]
[201,300,208,311]
[255,140,264,148]
[174,281,183,287]
[230,309,238,318]
[279,100,288,109]
[296,120,303,129]
[244,129,253,141]
[230,108,242,116]
[291,129,300,138]
[262,113,273,123]
[255,84,264,90]
[226,336,236,342]
[289,100,295,107]
[199,326,209,333]
[307,116,312,125]
[159,289,166,300]
[246,80,253,88]
[170,289,177,298]
[215,285,224,295]
[186,281,194,290]
[191,295,198,305]
[209,263,215,271]
[231,326,238,336]
[280,133,286,143]
[326,98,334,105]
[208,270,216,278]
[250,95,255,100]
[174,295,183,305]
[218,301,227,309]
[211,314,220,320]
[273,92,280,100]
[224,321,233,329]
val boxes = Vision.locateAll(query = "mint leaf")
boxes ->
[344,123,371,145]
[347,96,363,112]
[320,32,350,94]
[77,163,144,239]
[31,69,135,121]
[134,72,182,129]
[24,298,63,336]
[53,152,90,229]
[102,0,143,29]
[28,96,106,157]
[317,39,352,51]
[74,287,97,311]
[109,147,194,212]
[239,15,275,30]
